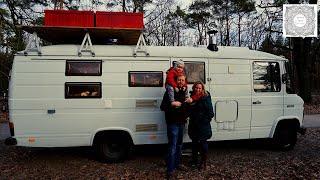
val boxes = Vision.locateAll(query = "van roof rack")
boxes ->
[21,26,149,57]
[23,31,41,56]
[21,26,142,45]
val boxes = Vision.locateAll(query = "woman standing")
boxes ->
[188,81,214,170]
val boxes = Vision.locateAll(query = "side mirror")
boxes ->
[1,104,6,112]
[282,73,288,84]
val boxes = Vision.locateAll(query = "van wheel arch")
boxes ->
[273,119,300,151]
[93,130,133,163]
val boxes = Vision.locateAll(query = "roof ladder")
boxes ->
[133,33,149,57]
[78,32,95,57]
[24,32,41,56]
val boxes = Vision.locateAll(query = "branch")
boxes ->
[266,28,283,34]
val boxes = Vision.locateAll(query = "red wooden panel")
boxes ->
[96,12,144,29]
[44,10,94,27]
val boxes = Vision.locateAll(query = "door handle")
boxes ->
[47,109,56,114]
[253,100,261,105]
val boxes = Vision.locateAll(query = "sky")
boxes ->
[177,0,193,8]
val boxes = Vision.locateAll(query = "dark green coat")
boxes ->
[188,92,214,141]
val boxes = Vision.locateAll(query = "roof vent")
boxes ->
[207,29,218,52]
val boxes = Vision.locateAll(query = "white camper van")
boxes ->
[5,31,305,162]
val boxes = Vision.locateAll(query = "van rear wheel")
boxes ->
[95,137,131,163]
[273,125,297,151]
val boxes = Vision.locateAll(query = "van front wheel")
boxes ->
[273,125,297,151]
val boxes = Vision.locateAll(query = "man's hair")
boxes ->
[175,73,186,81]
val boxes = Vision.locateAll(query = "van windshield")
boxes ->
[284,61,295,94]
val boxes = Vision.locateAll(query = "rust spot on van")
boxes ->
[28,137,35,143]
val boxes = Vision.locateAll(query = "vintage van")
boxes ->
[5,37,305,162]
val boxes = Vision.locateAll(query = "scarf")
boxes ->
[191,92,205,102]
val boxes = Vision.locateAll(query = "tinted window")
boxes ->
[65,82,102,98]
[66,60,102,76]
[129,71,163,87]
[173,61,205,84]
[253,62,281,92]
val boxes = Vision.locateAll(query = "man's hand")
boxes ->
[171,101,182,107]
[185,98,193,103]
[174,87,179,92]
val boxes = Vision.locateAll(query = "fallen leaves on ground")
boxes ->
[1,129,320,179]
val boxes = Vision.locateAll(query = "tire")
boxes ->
[273,125,297,151]
[95,137,131,163]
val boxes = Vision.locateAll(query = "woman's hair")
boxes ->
[192,81,207,96]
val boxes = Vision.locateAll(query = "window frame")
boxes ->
[172,61,206,84]
[128,71,164,87]
[252,61,281,93]
[65,82,102,99]
[65,60,102,76]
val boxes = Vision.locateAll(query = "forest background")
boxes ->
[0,0,319,103]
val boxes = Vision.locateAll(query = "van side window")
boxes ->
[66,60,102,76]
[128,71,163,87]
[253,62,281,92]
[65,82,102,98]
[173,61,205,84]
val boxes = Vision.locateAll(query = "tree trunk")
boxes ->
[197,23,202,45]
[238,14,241,47]
[293,38,312,102]
[122,0,126,12]
[225,5,230,46]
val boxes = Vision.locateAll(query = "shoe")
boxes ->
[198,153,207,171]
[166,172,173,180]
[188,156,199,168]
[176,164,188,172]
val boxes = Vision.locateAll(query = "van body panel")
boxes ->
[8,45,303,147]
[209,59,251,140]
[284,95,304,122]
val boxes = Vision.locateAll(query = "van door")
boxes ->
[250,61,283,138]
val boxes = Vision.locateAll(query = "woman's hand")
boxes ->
[185,97,193,104]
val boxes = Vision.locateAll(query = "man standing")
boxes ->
[161,75,192,179]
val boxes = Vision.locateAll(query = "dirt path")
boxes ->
[1,127,320,179]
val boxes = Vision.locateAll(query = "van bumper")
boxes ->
[298,126,307,135]
[4,137,17,146]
